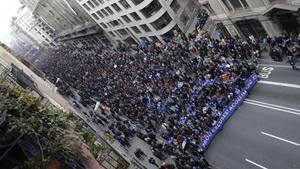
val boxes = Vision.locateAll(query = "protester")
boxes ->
[26,11,269,169]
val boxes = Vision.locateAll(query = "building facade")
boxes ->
[199,0,300,39]
[20,0,111,46]
[75,0,201,44]
[11,7,56,47]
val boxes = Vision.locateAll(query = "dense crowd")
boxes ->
[32,11,268,169]
[267,34,300,70]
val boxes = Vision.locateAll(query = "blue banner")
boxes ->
[200,74,258,150]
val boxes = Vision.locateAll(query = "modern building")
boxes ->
[11,7,56,48]
[199,0,300,39]
[75,0,201,44]
[19,0,111,46]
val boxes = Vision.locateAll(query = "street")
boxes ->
[207,63,300,169]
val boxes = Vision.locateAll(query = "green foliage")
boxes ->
[0,82,84,168]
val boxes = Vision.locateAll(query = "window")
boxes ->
[119,0,131,9]
[131,26,141,34]
[110,20,120,27]
[117,29,129,36]
[83,4,91,11]
[240,0,249,8]
[151,12,172,30]
[96,11,104,18]
[180,10,189,25]
[109,31,116,37]
[140,24,151,32]
[112,3,122,12]
[170,0,180,13]
[118,19,123,24]
[131,0,143,5]
[222,0,233,11]
[92,13,99,20]
[121,15,131,23]
[140,0,162,18]
[223,0,248,11]
[130,12,141,20]
[87,1,95,8]
[105,7,114,15]
[91,0,100,6]
[229,0,242,9]
[149,36,159,42]
[101,9,109,16]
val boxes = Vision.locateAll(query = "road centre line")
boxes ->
[258,64,291,68]
[245,99,300,113]
[261,131,300,147]
[244,101,300,116]
[245,159,268,169]
[258,80,300,89]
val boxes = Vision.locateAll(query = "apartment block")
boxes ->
[76,0,201,44]
[199,0,300,38]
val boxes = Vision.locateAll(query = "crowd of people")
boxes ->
[267,34,300,70]
[30,11,267,169]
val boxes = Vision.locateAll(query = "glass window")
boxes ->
[119,0,131,9]
[151,12,172,30]
[91,0,100,6]
[140,0,162,18]
[87,1,95,8]
[83,4,91,11]
[140,24,151,32]
[121,15,131,23]
[222,0,233,11]
[130,12,141,20]
[101,9,109,16]
[170,0,180,13]
[109,31,116,37]
[117,29,129,36]
[100,23,108,28]
[92,13,99,20]
[105,7,114,14]
[112,3,122,12]
[240,0,249,8]
[131,26,141,34]
[96,11,104,18]
[229,0,243,8]
[110,20,120,26]
[131,0,143,5]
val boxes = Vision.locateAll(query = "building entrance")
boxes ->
[236,19,268,39]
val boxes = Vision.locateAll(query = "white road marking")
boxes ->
[244,101,300,116]
[245,159,268,169]
[258,64,291,68]
[261,131,300,147]
[245,99,300,113]
[258,80,300,89]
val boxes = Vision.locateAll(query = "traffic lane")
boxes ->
[207,103,300,169]
[258,66,300,85]
[246,83,300,110]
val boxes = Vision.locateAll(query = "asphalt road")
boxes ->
[207,63,300,169]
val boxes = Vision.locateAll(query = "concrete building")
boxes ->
[20,0,111,46]
[75,0,201,44]
[11,7,56,48]
[199,0,300,39]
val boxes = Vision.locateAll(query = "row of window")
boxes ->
[85,0,163,20]
[222,0,249,11]
[83,0,144,12]
[107,11,174,39]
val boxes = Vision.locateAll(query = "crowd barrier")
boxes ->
[200,74,258,150]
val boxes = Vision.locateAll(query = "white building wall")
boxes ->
[76,0,200,43]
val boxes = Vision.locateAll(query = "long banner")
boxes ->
[200,74,258,150]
